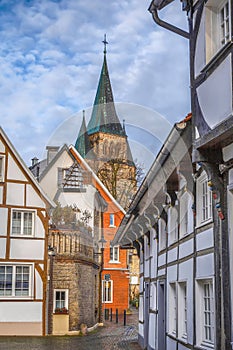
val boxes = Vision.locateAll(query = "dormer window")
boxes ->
[58,163,88,192]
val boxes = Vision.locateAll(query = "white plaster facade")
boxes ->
[0,127,54,336]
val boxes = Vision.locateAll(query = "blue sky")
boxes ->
[0,0,190,171]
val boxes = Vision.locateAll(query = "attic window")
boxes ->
[58,163,88,191]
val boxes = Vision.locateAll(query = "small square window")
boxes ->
[11,210,34,236]
[54,289,69,312]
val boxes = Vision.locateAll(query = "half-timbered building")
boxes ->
[0,127,54,336]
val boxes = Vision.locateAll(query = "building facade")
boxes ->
[113,117,194,350]
[0,127,54,336]
[30,141,130,333]
[113,1,233,349]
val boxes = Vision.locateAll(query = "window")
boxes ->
[102,280,113,303]
[11,210,34,236]
[220,1,230,46]
[0,156,4,182]
[178,282,187,340]
[169,282,177,335]
[167,206,178,245]
[54,289,68,312]
[110,245,119,262]
[206,0,231,62]
[158,218,166,251]
[196,172,212,226]
[58,164,86,190]
[179,190,193,237]
[109,214,115,227]
[196,280,215,348]
[150,282,157,311]
[0,265,32,297]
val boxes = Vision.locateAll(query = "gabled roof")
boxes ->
[0,127,55,208]
[69,145,126,215]
[87,53,126,137]
[38,144,74,182]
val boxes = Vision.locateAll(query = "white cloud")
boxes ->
[0,0,190,168]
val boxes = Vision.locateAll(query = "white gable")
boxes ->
[0,140,5,153]
[26,184,46,208]
[7,153,27,182]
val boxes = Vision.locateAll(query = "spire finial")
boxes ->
[83,109,85,119]
[102,34,108,55]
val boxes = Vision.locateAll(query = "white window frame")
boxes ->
[205,0,231,63]
[0,264,33,298]
[196,279,215,348]
[179,190,193,238]
[11,209,35,236]
[0,156,5,182]
[196,172,212,227]
[102,279,113,303]
[168,282,177,336]
[150,282,157,311]
[167,206,178,245]
[110,245,119,262]
[178,281,188,341]
[109,213,115,227]
[158,218,166,251]
[53,289,69,312]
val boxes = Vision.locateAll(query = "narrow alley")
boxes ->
[0,309,140,350]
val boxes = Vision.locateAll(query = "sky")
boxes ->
[0,0,190,171]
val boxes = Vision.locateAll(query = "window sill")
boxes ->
[0,296,33,300]
[195,218,213,230]
[109,225,116,228]
[195,342,214,350]
[102,301,113,304]
[109,260,120,264]
[11,234,35,238]
[202,41,232,75]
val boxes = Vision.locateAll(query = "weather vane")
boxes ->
[102,34,108,54]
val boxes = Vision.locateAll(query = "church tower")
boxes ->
[75,36,136,209]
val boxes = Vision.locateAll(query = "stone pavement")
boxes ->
[0,308,141,350]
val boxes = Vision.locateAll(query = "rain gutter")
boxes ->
[148,0,190,39]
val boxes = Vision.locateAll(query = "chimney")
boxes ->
[31,157,39,167]
[46,146,60,164]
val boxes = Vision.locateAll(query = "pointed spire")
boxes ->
[87,35,126,137]
[75,110,93,158]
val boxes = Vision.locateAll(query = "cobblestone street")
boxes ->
[0,309,141,350]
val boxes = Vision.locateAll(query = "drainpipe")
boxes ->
[148,1,189,39]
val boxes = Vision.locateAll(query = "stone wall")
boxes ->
[48,229,100,333]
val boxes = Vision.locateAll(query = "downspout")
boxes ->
[148,1,190,39]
